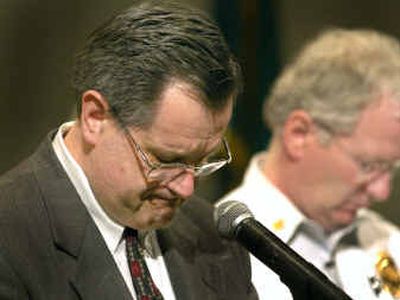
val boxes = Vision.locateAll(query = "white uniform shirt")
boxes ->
[219,152,400,300]
[52,121,176,300]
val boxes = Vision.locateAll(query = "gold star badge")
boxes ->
[272,219,285,231]
[375,251,400,298]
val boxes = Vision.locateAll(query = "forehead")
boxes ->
[345,94,400,157]
[135,81,233,153]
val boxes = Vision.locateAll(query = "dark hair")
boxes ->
[71,0,241,128]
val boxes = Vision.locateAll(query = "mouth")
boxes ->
[342,194,371,211]
[147,197,184,226]
[337,202,370,222]
[143,191,185,209]
[347,201,370,211]
[340,208,358,218]
[149,197,179,208]
[141,184,186,205]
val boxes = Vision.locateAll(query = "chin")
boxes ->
[148,216,174,230]
[331,211,357,229]
[136,196,184,229]
[147,206,178,229]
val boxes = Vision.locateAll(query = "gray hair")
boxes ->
[264,28,400,142]
[71,0,241,128]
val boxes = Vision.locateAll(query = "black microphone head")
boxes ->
[214,200,254,239]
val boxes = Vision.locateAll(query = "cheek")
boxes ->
[105,155,147,199]
[329,150,361,185]
[324,175,358,209]
[309,161,359,208]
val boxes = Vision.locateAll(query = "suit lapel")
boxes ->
[31,133,132,299]
[70,221,132,299]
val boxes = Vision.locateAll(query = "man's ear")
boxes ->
[79,90,110,146]
[281,110,315,160]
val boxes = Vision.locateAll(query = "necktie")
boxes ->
[124,228,164,300]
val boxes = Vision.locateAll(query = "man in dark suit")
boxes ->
[0,1,258,299]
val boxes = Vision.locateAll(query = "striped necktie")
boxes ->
[124,228,164,300]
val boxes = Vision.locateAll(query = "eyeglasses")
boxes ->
[334,141,400,180]
[122,126,232,183]
[313,120,400,180]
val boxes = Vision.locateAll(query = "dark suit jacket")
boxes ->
[0,132,257,300]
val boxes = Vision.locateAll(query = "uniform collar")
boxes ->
[240,152,305,242]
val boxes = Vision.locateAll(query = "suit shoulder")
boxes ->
[0,157,42,213]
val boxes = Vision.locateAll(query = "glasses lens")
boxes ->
[194,161,228,177]
[148,167,188,183]
[360,160,400,175]
[144,139,231,182]
[206,139,230,161]
[147,159,229,182]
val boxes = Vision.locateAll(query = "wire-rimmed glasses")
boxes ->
[333,141,400,181]
[121,126,232,183]
[314,119,400,181]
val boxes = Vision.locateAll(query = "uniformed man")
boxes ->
[218,28,400,300]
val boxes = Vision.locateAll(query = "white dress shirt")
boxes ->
[220,152,400,300]
[52,121,176,300]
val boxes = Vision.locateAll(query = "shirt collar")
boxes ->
[241,152,305,242]
[299,218,356,252]
[52,121,125,254]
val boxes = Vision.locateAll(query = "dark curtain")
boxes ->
[212,0,281,196]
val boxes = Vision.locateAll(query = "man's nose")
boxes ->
[166,171,195,199]
[366,172,392,201]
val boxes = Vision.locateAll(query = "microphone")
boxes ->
[214,200,352,300]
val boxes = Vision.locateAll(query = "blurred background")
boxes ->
[1,0,400,225]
